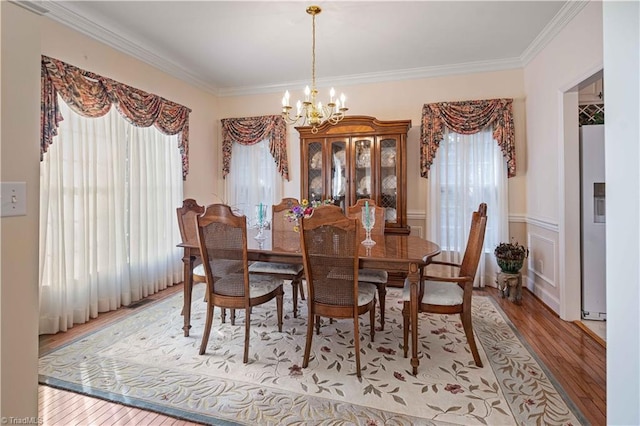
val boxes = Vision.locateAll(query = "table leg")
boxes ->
[407,264,421,375]
[182,249,195,337]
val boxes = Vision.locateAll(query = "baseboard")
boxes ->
[573,320,606,348]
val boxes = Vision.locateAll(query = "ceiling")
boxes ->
[30,1,584,96]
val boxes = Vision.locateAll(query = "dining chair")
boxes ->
[176,198,206,286]
[300,204,376,377]
[248,198,306,318]
[196,204,284,363]
[177,198,244,323]
[347,198,389,330]
[402,202,487,367]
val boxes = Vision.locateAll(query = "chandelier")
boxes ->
[281,5,348,133]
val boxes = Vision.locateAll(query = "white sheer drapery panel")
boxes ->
[427,127,509,287]
[226,139,283,222]
[127,125,183,300]
[39,98,183,335]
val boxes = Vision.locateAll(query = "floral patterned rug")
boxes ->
[39,284,584,425]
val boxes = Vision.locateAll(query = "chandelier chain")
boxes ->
[311,10,316,91]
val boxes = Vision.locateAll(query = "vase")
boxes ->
[496,257,524,274]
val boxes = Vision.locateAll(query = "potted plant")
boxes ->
[494,240,529,273]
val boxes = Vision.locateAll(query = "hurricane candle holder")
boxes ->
[361,205,376,246]
[254,203,269,241]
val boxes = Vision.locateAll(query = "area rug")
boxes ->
[39,284,585,425]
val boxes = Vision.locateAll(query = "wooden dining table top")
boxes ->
[243,228,441,271]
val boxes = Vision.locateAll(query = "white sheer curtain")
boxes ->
[427,127,509,287]
[225,139,282,222]
[39,97,183,334]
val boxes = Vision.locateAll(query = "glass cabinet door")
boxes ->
[307,141,323,202]
[379,138,398,225]
[329,140,347,210]
[354,138,373,203]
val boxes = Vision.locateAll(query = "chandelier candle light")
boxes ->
[281,5,348,133]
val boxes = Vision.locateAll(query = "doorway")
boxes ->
[559,68,606,342]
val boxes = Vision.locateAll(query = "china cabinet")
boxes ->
[297,116,411,234]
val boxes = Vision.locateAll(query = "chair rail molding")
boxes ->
[525,215,559,233]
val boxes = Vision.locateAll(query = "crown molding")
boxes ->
[218,57,523,97]
[42,1,219,95]
[8,0,48,15]
[520,1,590,66]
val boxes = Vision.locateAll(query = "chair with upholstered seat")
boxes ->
[196,204,284,363]
[176,198,206,286]
[248,198,306,317]
[300,205,376,377]
[402,202,487,367]
[347,198,389,330]
[177,198,243,324]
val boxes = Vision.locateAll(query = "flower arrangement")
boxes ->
[494,239,529,273]
[286,199,333,232]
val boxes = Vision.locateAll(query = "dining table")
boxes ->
[178,226,440,375]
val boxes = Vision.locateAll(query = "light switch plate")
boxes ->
[1,182,27,217]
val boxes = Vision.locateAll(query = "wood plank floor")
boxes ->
[39,283,606,425]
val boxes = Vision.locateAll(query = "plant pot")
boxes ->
[496,257,524,273]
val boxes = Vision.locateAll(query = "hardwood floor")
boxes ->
[478,286,607,425]
[39,283,606,425]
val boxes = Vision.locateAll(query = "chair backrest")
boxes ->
[346,198,385,235]
[300,205,359,306]
[458,203,488,281]
[272,197,300,232]
[176,198,204,246]
[196,204,248,297]
[272,197,301,251]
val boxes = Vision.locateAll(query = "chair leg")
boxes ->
[298,278,306,300]
[291,279,299,318]
[303,309,315,369]
[220,308,226,323]
[276,289,284,332]
[377,283,387,331]
[243,307,251,363]
[369,298,376,343]
[199,301,215,355]
[353,315,361,378]
[461,310,483,367]
[230,309,236,326]
[315,315,321,335]
[402,301,410,358]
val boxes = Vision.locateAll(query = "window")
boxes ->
[39,98,183,334]
[428,127,509,286]
[225,139,282,223]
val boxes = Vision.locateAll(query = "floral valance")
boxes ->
[221,115,289,180]
[420,98,516,178]
[41,55,192,179]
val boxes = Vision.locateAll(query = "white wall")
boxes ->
[0,2,41,417]
[603,1,640,422]
[523,1,603,318]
